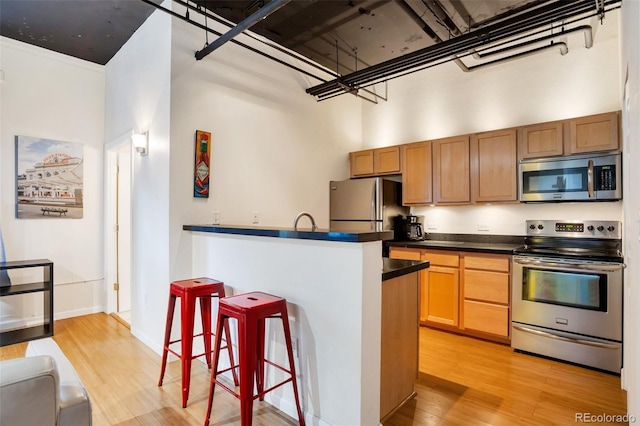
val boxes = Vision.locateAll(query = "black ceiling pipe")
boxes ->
[309,0,611,95]
[195,0,292,60]
[306,0,621,98]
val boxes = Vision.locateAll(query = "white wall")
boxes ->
[190,234,382,426]
[358,12,622,236]
[103,6,173,349]
[0,37,106,327]
[102,3,363,353]
[620,0,640,416]
[362,14,620,145]
[167,8,363,282]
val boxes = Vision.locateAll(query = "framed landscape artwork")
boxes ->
[15,135,84,219]
[194,130,211,198]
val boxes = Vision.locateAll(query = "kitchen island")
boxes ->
[183,224,429,426]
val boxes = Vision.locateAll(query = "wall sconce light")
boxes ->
[132,131,148,156]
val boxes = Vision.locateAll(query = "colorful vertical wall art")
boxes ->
[194,130,211,198]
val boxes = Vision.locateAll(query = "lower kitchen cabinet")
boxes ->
[420,251,459,326]
[389,247,511,343]
[462,254,511,340]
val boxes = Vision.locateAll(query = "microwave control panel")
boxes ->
[596,165,617,190]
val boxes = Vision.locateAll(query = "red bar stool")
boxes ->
[204,291,305,426]
[158,277,238,408]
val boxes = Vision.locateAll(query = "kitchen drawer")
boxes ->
[388,247,421,261]
[464,255,509,272]
[421,251,459,267]
[464,270,509,304]
[463,300,509,337]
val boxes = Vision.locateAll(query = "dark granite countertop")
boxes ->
[183,224,394,243]
[387,233,524,255]
[382,258,430,281]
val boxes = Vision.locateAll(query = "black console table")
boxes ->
[0,259,54,347]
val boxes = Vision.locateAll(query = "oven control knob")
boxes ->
[608,225,615,232]
[529,224,536,230]
[597,225,605,232]
[587,225,594,231]
[537,224,544,230]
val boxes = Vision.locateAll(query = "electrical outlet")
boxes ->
[478,223,490,231]
[427,223,437,230]
[252,211,259,224]
[212,211,220,225]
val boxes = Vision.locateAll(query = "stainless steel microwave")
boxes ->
[519,152,622,202]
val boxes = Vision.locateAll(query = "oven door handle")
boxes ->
[513,258,626,272]
[512,324,620,349]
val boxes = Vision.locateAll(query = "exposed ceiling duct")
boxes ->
[305,0,621,101]
[138,0,620,103]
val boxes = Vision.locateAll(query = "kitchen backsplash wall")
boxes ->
[410,202,623,236]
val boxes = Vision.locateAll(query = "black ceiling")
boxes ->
[0,0,159,65]
[0,0,620,100]
[0,0,554,67]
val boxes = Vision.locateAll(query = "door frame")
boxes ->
[104,131,134,318]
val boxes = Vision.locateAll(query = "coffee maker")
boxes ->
[405,215,425,241]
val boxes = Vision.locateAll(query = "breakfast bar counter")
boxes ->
[183,224,394,242]
[183,224,426,426]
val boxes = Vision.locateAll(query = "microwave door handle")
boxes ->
[587,159,595,198]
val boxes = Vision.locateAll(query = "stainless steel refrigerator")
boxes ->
[329,177,409,232]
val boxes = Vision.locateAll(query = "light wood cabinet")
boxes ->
[462,254,510,339]
[421,262,459,326]
[433,135,470,204]
[389,247,511,342]
[519,111,620,159]
[350,150,375,177]
[471,129,518,203]
[375,146,402,174]
[518,121,564,159]
[567,111,619,154]
[388,247,421,261]
[349,146,401,178]
[401,141,432,205]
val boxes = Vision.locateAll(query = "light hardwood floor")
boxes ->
[0,314,628,425]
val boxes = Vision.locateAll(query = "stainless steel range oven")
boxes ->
[512,220,624,374]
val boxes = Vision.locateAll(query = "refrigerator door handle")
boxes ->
[374,178,383,231]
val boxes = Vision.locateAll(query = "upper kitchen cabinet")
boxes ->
[518,121,564,159]
[349,146,401,178]
[402,141,432,205]
[471,129,518,203]
[433,135,470,204]
[518,111,620,159]
[350,150,375,176]
[567,111,620,154]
